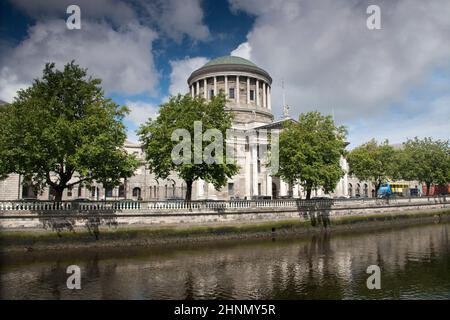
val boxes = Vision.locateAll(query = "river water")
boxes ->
[1,222,449,300]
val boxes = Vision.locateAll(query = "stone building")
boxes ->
[0,57,418,201]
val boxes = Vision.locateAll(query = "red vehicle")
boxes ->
[422,184,450,196]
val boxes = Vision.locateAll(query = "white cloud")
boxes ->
[168,56,209,96]
[229,0,450,145]
[10,0,137,25]
[139,0,210,43]
[125,100,160,143]
[0,19,159,102]
[0,67,29,102]
[347,94,450,148]
[231,42,252,60]
[126,100,159,126]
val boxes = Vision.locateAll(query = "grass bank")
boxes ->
[1,208,449,252]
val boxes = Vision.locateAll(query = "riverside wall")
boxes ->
[0,197,448,230]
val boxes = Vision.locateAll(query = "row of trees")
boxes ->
[1,62,448,201]
[347,138,450,196]
[0,62,238,201]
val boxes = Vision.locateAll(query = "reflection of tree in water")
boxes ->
[3,223,450,300]
[35,259,66,299]
[261,233,347,299]
[209,259,235,299]
[184,271,195,300]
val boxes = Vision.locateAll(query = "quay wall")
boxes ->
[0,197,448,230]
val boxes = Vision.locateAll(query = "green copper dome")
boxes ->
[188,55,272,85]
[203,56,259,68]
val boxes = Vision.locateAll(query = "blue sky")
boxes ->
[1,0,449,148]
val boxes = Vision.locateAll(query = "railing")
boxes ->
[0,196,447,212]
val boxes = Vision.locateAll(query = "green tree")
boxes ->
[277,111,347,199]
[400,137,450,195]
[138,93,239,201]
[0,62,138,201]
[347,139,400,194]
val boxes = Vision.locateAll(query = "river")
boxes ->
[1,222,449,299]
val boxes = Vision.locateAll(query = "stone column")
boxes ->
[262,82,266,108]
[203,78,207,99]
[279,180,287,196]
[267,86,271,110]
[225,76,228,97]
[196,81,200,97]
[266,174,272,198]
[191,85,194,98]
[252,144,258,197]
[198,179,204,199]
[247,77,250,104]
[214,76,217,96]
[236,76,240,103]
[245,137,251,198]
[256,79,260,106]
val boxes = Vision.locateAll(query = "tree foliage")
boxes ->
[0,62,138,201]
[138,93,239,200]
[347,139,401,193]
[400,137,450,195]
[277,111,347,199]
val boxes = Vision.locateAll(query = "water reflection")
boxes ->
[1,223,449,299]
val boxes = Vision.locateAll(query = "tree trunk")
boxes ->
[375,182,381,197]
[306,187,312,200]
[54,187,64,202]
[185,179,193,201]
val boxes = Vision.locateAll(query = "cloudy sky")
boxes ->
[1,0,449,148]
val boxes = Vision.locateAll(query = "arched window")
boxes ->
[132,187,141,199]
[348,183,353,197]
[364,184,368,197]
[164,185,168,198]
[356,183,361,196]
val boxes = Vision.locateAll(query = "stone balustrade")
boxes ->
[0,196,447,213]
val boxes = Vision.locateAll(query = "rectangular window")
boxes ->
[228,183,235,197]
[258,183,262,196]
[250,90,255,101]
[210,89,214,98]
[229,88,235,99]
[105,187,113,198]
[67,187,73,197]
